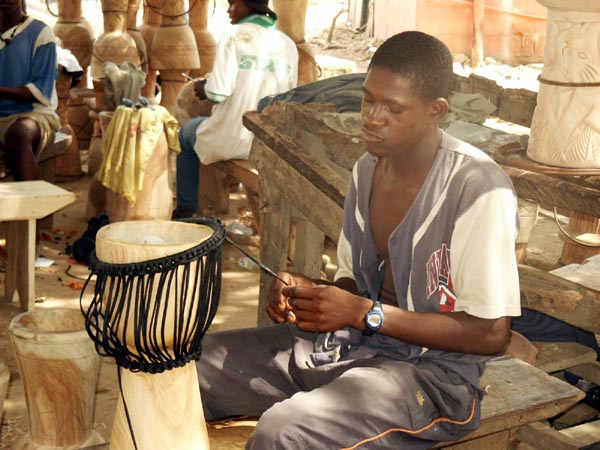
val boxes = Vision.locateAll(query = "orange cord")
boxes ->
[341,397,477,450]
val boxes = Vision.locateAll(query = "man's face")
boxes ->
[227,0,251,24]
[360,66,436,159]
[0,0,21,16]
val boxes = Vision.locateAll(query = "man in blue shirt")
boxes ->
[0,0,59,181]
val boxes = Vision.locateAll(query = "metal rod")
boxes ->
[224,234,289,285]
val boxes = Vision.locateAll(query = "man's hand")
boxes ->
[280,284,371,333]
[193,79,207,100]
[266,272,316,324]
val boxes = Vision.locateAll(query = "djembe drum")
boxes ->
[81,218,225,449]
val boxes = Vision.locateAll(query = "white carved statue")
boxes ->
[528,0,600,168]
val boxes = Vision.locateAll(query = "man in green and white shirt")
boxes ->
[175,0,298,218]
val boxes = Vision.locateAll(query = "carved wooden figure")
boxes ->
[91,0,141,110]
[139,5,162,99]
[528,0,600,168]
[273,0,319,85]
[189,0,216,79]
[149,0,200,113]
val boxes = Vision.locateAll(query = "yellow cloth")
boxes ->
[98,105,180,204]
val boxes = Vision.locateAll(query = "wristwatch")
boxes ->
[363,299,384,336]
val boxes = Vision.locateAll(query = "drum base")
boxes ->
[12,430,105,450]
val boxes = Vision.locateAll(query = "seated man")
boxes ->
[196,31,524,449]
[174,0,298,219]
[0,0,60,181]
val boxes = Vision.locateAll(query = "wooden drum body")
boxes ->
[84,219,225,450]
[97,105,179,222]
[9,308,103,449]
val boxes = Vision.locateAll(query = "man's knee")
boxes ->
[246,400,313,450]
[5,118,41,151]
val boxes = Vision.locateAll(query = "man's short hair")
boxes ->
[369,31,453,101]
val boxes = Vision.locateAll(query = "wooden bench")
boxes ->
[199,159,261,232]
[0,180,75,310]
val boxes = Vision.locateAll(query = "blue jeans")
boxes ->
[175,116,207,218]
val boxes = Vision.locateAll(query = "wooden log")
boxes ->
[519,264,600,335]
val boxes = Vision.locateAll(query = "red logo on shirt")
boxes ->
[425,244,456,312]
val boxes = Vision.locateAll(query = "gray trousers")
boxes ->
[196,324,481,450]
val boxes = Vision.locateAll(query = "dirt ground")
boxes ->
[0,1,571,448]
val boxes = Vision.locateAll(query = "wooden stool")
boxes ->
[0,181,75,310]
[199,159,261,232]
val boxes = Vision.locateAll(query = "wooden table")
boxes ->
[0,181,76,310]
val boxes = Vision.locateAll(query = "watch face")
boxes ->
[367,312,383,328]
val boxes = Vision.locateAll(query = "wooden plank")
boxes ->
[199,164,230,214]
[567,362,600,387]
[290,210,325,280]
[519,265,600,335]
[554,404,599,429]
[475,357,584,434]
[441,429,515,449]
[519,422,580,450]
[212,160,259,194]
[560,421,600,448]
[254,142,292,327]
[250,139,344,243]
[244,110,350,210]
[0,181,75,221]
[535,342,598,374]
[502,166,600,219]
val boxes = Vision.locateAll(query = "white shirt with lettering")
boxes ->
[194,14,298,164]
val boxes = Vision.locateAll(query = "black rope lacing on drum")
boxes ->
[80,217,225,374]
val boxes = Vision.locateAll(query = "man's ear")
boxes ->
[429,97,450,124]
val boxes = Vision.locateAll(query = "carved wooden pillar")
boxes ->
[150,0,200,114]
[139,5,162,99]
[91,0,141,111]
[127,0,149,82]
[273,0,319,85]
[53,0,94,82]
[528,0,600,168]
[189,0,216,78]
[530,0,600,265]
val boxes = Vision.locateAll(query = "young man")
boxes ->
[197,31,522,449]
[174,0,298,218]
[0,0,59,181]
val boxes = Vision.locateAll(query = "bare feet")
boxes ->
[503,330,542,365]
